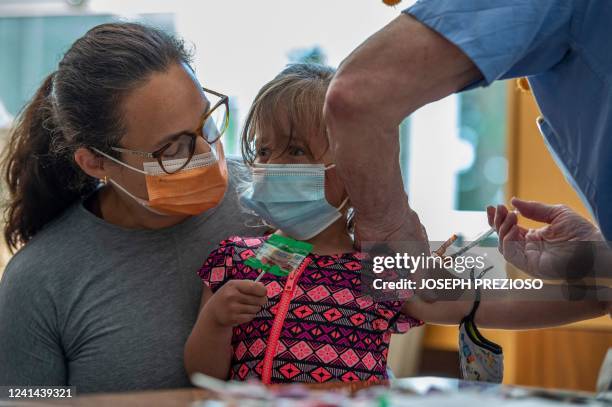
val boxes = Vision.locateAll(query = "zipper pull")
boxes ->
[284,257,312,291]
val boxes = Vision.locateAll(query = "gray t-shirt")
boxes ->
[0,158,263,393]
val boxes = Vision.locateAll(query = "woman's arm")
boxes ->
[0,265,66,386]
[184,280,267,379]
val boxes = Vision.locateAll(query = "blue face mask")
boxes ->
[239,163,348,240]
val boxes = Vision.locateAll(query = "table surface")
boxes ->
[1,377,599,407]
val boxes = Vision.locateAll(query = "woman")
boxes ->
[0,23,262,393]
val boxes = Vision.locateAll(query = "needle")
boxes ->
[448,227,496,258]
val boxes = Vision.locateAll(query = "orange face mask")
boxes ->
[144,154,228,216]
[95,143,228,216]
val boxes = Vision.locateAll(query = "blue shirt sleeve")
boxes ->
[404,0,576,86]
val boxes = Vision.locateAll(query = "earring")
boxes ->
[101,176,108,185]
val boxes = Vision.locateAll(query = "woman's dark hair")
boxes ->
[1,22,191,252]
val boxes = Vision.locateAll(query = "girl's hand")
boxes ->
[204,280,268,327]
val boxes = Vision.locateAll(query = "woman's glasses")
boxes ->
[110,87,229,174]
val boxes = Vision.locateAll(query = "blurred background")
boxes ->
[0,0,506,243]
[0,0,609,393]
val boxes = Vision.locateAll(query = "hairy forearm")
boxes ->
[328,14,480,128]
[184,308,233,380]
[324,14,481,244]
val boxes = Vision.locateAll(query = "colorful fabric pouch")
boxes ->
[459,299,504,383]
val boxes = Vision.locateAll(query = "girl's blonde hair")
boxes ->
[239,63,355,236]
[241,63,336,164]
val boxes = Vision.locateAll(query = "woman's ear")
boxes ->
[74,147,106,180]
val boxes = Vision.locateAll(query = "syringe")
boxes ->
[447,227,496,259]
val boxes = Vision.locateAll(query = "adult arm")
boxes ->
[0,260,66,386]
[324,0,576,245]
[324,13,479,246]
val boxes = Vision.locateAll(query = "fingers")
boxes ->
[502,224,527,270]
[495,207,511,252]
[487,206,495,227]
[489,205,528,270]
[235,280,268,297]
[230,303,263,315]
[226,298,265,326]
[498,211,517,241]
[502,223,523,250]
[488,204,527,233]
[211,280,269,327]
[486,205,526,260]
[226,281,267,306]
[511,197,562,223]
[503,224,521,245]
[217,280,268,306]
[237,293,268,307]
[494,204,509,231]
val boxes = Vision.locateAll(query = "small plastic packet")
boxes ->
[245,234,313,281]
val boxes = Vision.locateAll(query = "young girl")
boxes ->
[184,63,608,384]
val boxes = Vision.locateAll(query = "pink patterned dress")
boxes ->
[197,236,423,384]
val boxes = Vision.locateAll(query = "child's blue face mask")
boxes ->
[239,163,348,240]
